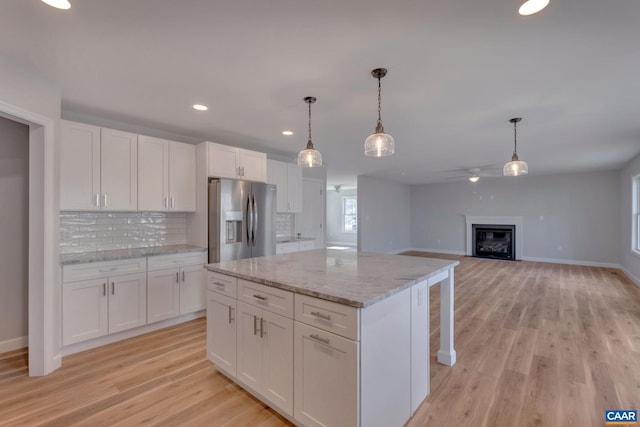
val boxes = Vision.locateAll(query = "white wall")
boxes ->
[358,175,411,254]
[327,188,357,246]
[620,153,640,285]
[410,171,620,265]
[0,116,29,346]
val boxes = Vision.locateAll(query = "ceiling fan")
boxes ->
[445,167,502,182]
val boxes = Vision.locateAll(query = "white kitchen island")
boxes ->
[205,249,458,427]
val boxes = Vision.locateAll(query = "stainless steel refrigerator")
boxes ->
[208,178,276,263]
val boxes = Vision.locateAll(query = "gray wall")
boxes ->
[358,175,411,254]
[410,171,620,265]
[620,153,640,284]
[327,188,357,246]
[0,116,29,342]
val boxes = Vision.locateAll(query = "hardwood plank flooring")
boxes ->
[1,254,638,426]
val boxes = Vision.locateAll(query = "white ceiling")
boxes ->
[2,0,639,188]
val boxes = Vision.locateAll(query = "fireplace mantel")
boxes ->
[465,216,523,260]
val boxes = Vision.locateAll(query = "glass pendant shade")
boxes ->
[298,142,323,167]
[519,0,549,15]
[503,154,529,176]
[364,130,395,157]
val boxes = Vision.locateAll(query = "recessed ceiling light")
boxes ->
[193,104,208,111]
[41,0,71,9]
[519,0,549,15]
[282,130,293,136]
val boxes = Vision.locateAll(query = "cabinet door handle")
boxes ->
[182,271,185,282]
[260,318,265,338]
[241,167,245,176]
[311,311,331,321]
[253,294,268,301]
[99,267,117,273]
[103,282,106,296]
[103,193,108,208]
[164,197,169,208]
[213,281,226,289]
[253,315,258,336]
[309,334,330,345]
[111,282,115,295]
[176,272,180,283]
[95,193,100,208]
[171,197,175,209]
[228,306,233,324]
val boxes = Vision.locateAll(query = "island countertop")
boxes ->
[205,249,459,308]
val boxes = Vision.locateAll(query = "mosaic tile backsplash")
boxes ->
[60,212,187,254]
[276,213,295,237]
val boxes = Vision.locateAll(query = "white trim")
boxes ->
[465,215,523,260]
[621,266,640,288]
[0,336,28,353]
[408,248,466,256]
[386,247,415,255]
[0,100,60,376]
[522,256,620,269]
[326,241,357,247]
[60,311,205,356]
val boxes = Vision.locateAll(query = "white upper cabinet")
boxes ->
[207,142,266,182]
[267,160,302,212]
[60,120,137,211]
[138,136,196,212]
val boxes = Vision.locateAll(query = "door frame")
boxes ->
[301,178,326,248]
[0,100,60,376]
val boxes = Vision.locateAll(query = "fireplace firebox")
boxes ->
[472,224,516,261]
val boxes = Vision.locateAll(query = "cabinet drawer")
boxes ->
[63,257,146,283]
[238,279,293,319]
[208,272,237,298]
[276,242,299,254]
[147,251,206,271]
[294,294,360,341]
[298,240,315,251]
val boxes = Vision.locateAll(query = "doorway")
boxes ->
[299,178,325,248]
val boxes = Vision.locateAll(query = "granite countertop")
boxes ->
[206,249,459,308]
[60,244,207,265]
[276,236,316,243]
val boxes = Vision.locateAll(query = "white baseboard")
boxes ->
[521,256,621,269]
[0,336,28,353]
[621,266,640,288]
[327,241,357,247]
[407,248,466,256]
[60,311,205,356]
[387,247,415,255]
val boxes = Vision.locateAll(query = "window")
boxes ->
[633,174,640,254]
[342,196,357,233]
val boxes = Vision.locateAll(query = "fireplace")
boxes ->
[472,224,516,260]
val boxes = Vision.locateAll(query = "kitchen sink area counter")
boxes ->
[60,244,206,265]
[205,249,459,427]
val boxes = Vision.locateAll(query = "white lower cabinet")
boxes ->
[294,322,359,427]
[207,291,237,376]
[237,300,294,416]
[62,259,147,346]
[147,252,206,324]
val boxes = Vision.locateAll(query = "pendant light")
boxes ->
[297,97,322,167]
[364,68,395,157]
[503,117,529,176]
[519,0,549,15]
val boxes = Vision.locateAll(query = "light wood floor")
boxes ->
[1,254,639,426]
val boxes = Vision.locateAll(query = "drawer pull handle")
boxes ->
[213,281,226,288]
[99,267,117,272]
[260,318,265,338]
[253,294,268,301]
[253,315,258,335]
[309,334,330,345]
[311,311,331,321]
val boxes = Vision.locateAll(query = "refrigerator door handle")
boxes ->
[252,194,258,247]
[246,195,252,247]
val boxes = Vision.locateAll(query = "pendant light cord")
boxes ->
[513,120,518,154]
[377,76,382,125]
[308,100,312,142]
